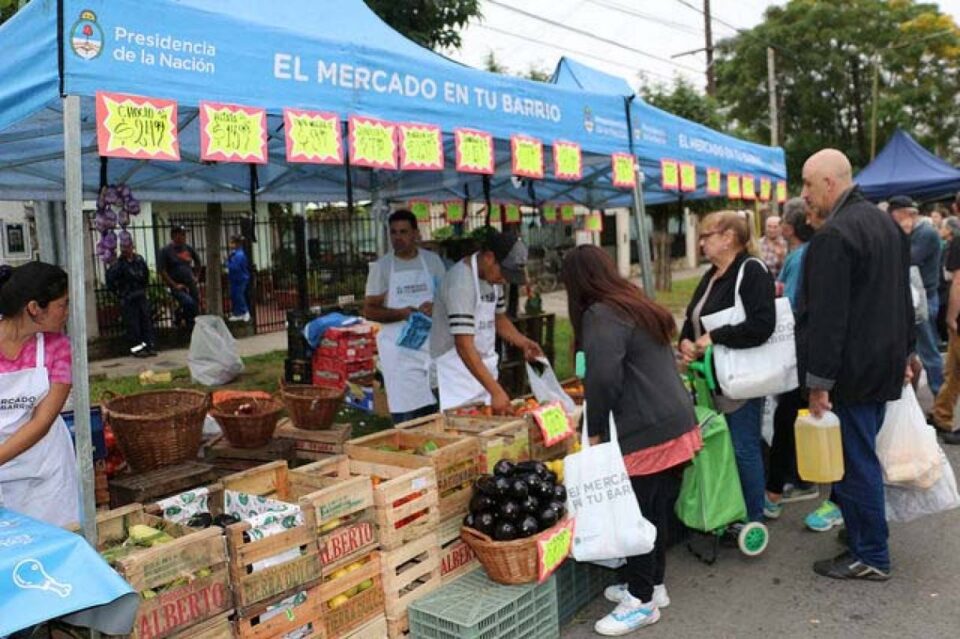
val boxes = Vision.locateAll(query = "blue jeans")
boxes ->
[230,278,249,316]
[725,397,766,522]
[833,401,889,571]
[170,286,199,329]
[917,291,944,394]
[391,400,438,426]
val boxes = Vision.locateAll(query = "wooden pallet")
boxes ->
[317,551,386,638]
[437,514,478,585]
[345,430,479,520]
[380,533,442,622]
[234,583,325,639]
[347,460,440,550]
[275,418,353,460]
[203,437,296,475]
[109,462,219,508]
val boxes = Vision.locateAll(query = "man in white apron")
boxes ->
[431,229,543,414]
[364,210,447,423]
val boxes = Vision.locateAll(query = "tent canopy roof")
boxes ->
[855,129,960,201]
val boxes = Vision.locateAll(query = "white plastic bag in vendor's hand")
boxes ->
[877,385,943,488]
[526,358,576,414]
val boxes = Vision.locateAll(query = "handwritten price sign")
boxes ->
[706,168,722,195]
[409,201,430,222]
[584,211,603,233]
[680,162,697,192]
[727,173,742,199]
[96,92,179,161]
[660,159,680,190]
[611,153,636,188]
[776,180,787,203]
[399,123,444,171]
[537,517,575,582]
[199,101,267,164]
[283,109,342,164]
[349,116,398,170]
[445,201,465,223]
[504,203,521,224]
[511,135,544,179]
[553,141,582,181]
[455,128,495,174]
[759,178,772,201]
[542,204,558,223]
[742,175,757,200]
[532,401,574,447]
[560,203,576,223]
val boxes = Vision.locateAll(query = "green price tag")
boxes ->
[661,160,679,190]
[400,126,443,169]
[445,201,465,222]
[680,163,696,191]
[760,178,771,201]
[513,136,543,178]
[706,168,721,194]
[410,202,430,222]
[742,176,756,200]
[542,204,558,223]
[727,174,741,199]
[560,204,576,223]
[584,212,602,233]
[456,130,494,173]
[533,402,574,447]
[776,180,787,203]
[537,518,574,582]
[504,203,521,224]
[612,154,635,188]
[554,142,582,180]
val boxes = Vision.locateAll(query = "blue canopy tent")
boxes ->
[855,129,960,202]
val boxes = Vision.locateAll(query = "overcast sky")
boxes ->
[446,0,960,92]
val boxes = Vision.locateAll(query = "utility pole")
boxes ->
[870,58,879,160]
[704,0,715,96]
[767,47,778,147]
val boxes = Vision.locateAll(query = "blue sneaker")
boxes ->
[764,495,783,519]
[805,500,843,532]
[595,592,660,636]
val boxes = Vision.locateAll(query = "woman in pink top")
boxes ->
[0,262,78,526]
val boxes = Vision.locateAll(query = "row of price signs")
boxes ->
[407,201,604,230]
[660,159,787,203]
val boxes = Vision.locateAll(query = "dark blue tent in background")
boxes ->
[856,129,960,202]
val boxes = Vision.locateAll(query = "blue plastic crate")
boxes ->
[62,406,106,461]
[408,569,558,639]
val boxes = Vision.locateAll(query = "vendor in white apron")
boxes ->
[0,262,79,527]
[363,210,447,424]
[430,229,544,415]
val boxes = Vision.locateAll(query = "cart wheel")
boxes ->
[738,521,768,556]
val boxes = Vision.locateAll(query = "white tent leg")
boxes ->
[63,95,97,546]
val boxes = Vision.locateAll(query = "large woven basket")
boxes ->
[279,382,344,430]
[210,396,284,448]
[461,518,570,585]
[101,389,209,472]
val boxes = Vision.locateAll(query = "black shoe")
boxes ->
[837,527,847,545]
[132,350,150,358]
[940,430,960,445]
[813,552,890,581]
[146,348,159,357]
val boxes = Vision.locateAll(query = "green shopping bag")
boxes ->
[675,405,748,532]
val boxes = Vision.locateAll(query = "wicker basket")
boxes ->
[280,382,344,430]
[101,389,210,473]
[210,396,284,448]
[461,518,570,585]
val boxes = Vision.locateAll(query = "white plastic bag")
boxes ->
[701,258,798,399]
[526,358,576,414]
[188,315,244,386]
[563,403,656,562]
[877,385,942,488]
[885,449,960,523]
[909,266,928,324]
[761,395,777,447]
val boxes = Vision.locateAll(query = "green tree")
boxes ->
[364,0,481,50]
[483,51,508,74]
[525,66,552,83]
[639,74,726,131]
[0,0,19,24]
[714,0,960,182]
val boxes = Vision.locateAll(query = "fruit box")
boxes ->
[381,534,442,625]
[398,412,529,474]
[317,551,386,637]
[438,514,479,585]
[274,418,353,461]
[233,582,325,639]
[79,504,232,639]
[345,430,479,521]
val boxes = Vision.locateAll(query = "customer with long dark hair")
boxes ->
[563,245,700,635]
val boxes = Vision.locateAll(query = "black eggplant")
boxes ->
[493,476,512,498]
[518,515,540,537]
[463,513,476,529]
[551,484,567,503]
[498,500,521,521]
[474,512,496,536]
[533,480,555,500]
[493,459,516,477]
[544,469,559,484]
[475,475,498,497]
[520,495,540,514]
[187,512,213,528]
[494,521,518,541]
[508,479,529,500]
[470,494,496,514]
[547,500,566,518]
[212,513,240,528]
[538,506,560,529]
[521,472,542,490]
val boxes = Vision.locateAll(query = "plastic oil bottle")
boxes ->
[794,409,844,482]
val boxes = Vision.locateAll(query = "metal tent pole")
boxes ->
[63,95,97,546]
[625,96,656,299]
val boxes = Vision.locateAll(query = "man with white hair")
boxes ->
[759,214,788,279]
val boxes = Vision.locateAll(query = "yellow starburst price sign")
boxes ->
[399,123,444,170]
[349,116,398,170]
[537,517,575,582]
[612,153,637,188]
[283,109,342,164]
[96,92,180,161]
[454,128,495,174]
[511,135,544,179]
[199,101,267,164]
[553,141,582,181]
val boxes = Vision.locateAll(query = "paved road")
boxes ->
[562,444,960,639]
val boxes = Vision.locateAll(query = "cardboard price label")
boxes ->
[409,201,431,222]
[512,135,544,179]
[542,204,558,223]
[455,128,494,174]
[727,173,741,199]
[584,211,603,233]
[680,162,697,192]
[349,116,398,170]
[611,153,636,188]
[445,201,465,223]
[199,101,267,164]
[560,203,576,223]
[706,168,722,195]
[504,203,521,224]
[532,401,574,447]
[283,108,343,164]
[776,180,787,203]
[742,175,757,200]
[96,92,180,161]
[537,517,575,582]
[399,123,444,170]
[661,159,679,190]
[759,178,772,201]
[553,141,582,181]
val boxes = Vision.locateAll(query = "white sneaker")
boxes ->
[594,592,660,636]
[240,312,251,322]
[228,315,243,322]
[604,583,670,609]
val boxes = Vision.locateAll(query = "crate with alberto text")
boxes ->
[346,428,480,523]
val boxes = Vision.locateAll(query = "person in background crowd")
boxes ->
[931,197,960,444]
[935,215,959,344]
[227,235,251,323]
[798,149,911,580]
[680,211,775,531]
[563,245,700,635]
[759,214,788,279]
[931,207,945,232]
[106,237,157,358]
[158,224,202,331]
[363,210,446,424]
[764,198,819,520]
[889,196,943,396]
[0,262,78,526]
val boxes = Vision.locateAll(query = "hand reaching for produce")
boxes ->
[521,338,544,362]
[490,387,513,415]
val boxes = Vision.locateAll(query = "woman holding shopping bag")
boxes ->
[562,245,700,635]
[679,210,776,531]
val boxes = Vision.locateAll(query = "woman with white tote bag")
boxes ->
[562,246,700,636]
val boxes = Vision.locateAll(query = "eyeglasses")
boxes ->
[699,230,722,240]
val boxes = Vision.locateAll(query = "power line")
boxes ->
[582,0,705,37]
[485,0,704,75]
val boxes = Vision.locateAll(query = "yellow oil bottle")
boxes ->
[794,409,844,482]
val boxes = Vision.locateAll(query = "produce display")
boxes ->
[323,556,375,610]
[463,460,567,542]
[369,475,431,530]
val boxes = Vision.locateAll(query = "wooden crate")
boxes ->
[437,514,478,585]
[346,459,439,550]
[203,437,296,475]
[234,583,325,639]
[345,430,479,520]
[109,462,219,508]
[528,406,581,462]
[392,413,445,432]
[443,416,530,474]
[317,551,386,638]
[381,533,442,622]
[345,614,388,639]
[86,504,232,639]
[167,612,234,639]
[275,418,353,460]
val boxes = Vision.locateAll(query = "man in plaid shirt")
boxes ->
[759,215,788,279]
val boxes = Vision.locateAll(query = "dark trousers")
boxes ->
[121,292,155,349]
[766,388,809,494]
[622,467,682,603]
[833,401,889,571]
[171,284,199,329]
[391,400,439,426]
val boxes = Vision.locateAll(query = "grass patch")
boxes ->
[656,276,700,317]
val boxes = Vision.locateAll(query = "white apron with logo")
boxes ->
[437,253,500,410]
[0,333,79,526]
[376,252,438,414]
